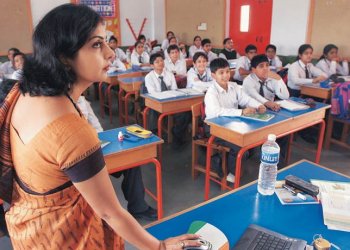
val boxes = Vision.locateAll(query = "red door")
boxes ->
[229,0,273,55]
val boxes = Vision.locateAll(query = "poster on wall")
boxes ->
[73,0,121,43]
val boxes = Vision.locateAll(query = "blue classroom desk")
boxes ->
[98,126,164,218]
[204,100,330,195]
[146,160,350,248]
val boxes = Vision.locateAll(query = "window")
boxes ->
[240,5,250,32]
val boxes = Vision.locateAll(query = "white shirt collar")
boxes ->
[154,70,165,78]
[214,80,233,93]
[298,60,307,68]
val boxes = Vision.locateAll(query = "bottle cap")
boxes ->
[267,134,276,141]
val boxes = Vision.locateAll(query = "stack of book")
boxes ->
[311,180,350,232]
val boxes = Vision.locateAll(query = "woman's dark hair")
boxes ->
[320,44,338,60]
[109,35,118,43]
[193,35,201,42]
[193,52,208,63]
[20,4,103,96]
[297,44,313,60]
[138,34,146,41]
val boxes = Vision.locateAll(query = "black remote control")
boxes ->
[285,175,319,197]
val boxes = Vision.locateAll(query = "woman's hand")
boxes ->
[162,234,201,249]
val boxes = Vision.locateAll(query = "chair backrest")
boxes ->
[191,102,206,138]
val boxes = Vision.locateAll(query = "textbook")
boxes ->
[187,221,229,250]
[310,180,350,232]
[274,181,319,205]
[241,113,275,122]
[275,99,310,111]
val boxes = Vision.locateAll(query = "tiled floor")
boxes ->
[1,93,349,249]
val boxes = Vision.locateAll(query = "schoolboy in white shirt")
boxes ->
[243,54,289,111]
[108,36,127,63]
[242,54,290,165]
[265,44,283,72]
[0,48,19,76]
[219,38,240,60]
[186,52,213,93]
[205,58,266,182]
[161,31,175,52]
[10,52,26,81]
[164,45,187,76]
[201,39,218,63]
[316,44,349,77]
[233,44,257,84]
[145,53,190,148]
[131,41,150,67]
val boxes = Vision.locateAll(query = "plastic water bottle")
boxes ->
[258,134,279,195]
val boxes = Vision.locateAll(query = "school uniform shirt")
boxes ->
[205,80,261,119]
[219,49,240,60]
[161,39,169,51]
[287,60,327,90]
[111,58,126,71]
[164,58,187,76]
[268,56,283,70]
[0,61,15,75]
[189,45,203,58]
[186,67,214,93]
[242,73,289,104]
[316,59,349,77]
[164,50,186,61]
[115,48,127,62]
[206,51,218,63]
[145,69,177,94]
[130,51,150,66]
[233,56,251,81]
[10,69,23,81]
[77,96,103,133]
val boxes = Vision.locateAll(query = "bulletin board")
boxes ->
[73,0,121,43]
[309,0,350,58]
[0,0,33,55]
[165,0,226,47]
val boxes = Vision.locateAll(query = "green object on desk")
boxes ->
[241,113,275,122]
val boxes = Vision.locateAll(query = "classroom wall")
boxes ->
[270,0,310,56]
[165,0,226,47]
[30,0,70,27]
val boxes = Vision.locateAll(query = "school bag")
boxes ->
[331,81,350,120]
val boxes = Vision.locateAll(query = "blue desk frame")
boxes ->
[146,160,350,248]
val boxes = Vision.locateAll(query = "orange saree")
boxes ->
[0,84,124,249]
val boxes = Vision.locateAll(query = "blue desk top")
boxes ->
[205,111,291,134]
[107,68,149,77]
[142,92,204,103]
[98,126,161,156]
[119,76,144,84]
[273,97,330,118]
[147,161,350,248]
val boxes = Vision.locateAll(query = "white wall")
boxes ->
[30,0,166,46]
[270,0,310,55]
[30,0,70,27]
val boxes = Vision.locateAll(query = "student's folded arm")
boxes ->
[312,65,328,78]
[237,85,261,109]
[275,79,290,100]
[130,55,141,66]
[238,67,250,76]
[340,61,349,75]
[204,92,242,118]
[218,53,227,59]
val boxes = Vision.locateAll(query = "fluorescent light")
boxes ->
[240,5,250,32]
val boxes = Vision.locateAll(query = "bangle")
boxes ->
[159,240,166,250]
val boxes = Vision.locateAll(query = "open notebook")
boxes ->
[275,99,310,111]
[149,89,202,100]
